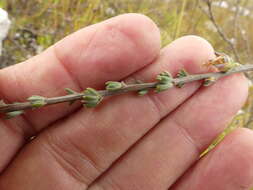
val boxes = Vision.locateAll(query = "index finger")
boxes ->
[0,13,160,171]
[0,13,160,133]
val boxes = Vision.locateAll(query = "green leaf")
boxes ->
[5,110,24,119]
[221,61,241,72]
[27,95,46,108]
[105,81,123,91]
[65,88,77,95]
[176,82,185,88]
[82,88,102,108]
[155,83,173,92]
[156,71,173,84]
[138,89,149,96]
[176,69,188,78]
[203,77,216,86]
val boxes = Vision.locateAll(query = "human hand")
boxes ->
[0,14,252,190]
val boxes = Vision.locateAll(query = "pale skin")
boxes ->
[0,13,252,190]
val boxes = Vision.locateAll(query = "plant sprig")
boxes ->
[1,55,253,119]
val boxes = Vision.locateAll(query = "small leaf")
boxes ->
[65,88,78,105]
[83,101,100,108]
[138,89,149,96]
[175,69,188,88]
[155,83,173,92]
[65,88,77,95]
[176,82,185,88]
[156,71,173,84]
[156,71,174,92]
[5,110,24,119]
[83,95,100,101]
[203,77,217,86]
[220,61,241,72]
[82,88,102,108]
[159,71,172,77]
[27,95,46,108]
[105,81,123,91]
[84,88,100,96]
[176,69,188,78]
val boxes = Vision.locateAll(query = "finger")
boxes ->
[88,62,248,189]
[171,128,253,190]
[0,14,160,171]
[0,13,160,131]
[0,36,215,189]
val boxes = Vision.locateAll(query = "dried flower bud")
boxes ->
[83,88,102,108]
[27,95,46,108]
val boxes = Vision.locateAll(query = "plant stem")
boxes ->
[1,64,253,114]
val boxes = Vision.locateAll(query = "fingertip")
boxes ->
[171,128,253,190]
[163,35,216,74]
[224,128,253,150]
[215,128,253,189]
[54,13,161,87]
[113,13,161,57]
[55,13,161,64]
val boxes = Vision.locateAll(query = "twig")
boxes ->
[233,0,241,38]
[205,0,240,62]
[1,62,253,117]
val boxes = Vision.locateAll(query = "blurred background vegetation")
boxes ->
[1,0,253,170]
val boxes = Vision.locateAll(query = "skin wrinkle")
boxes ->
[41,102,147,189]
[54,25,99,91]
[89,109,199,189]
[142,93,164,120]
[0,68,36,138]
[82,103,162,189]
[80,26,141,85]
[95,27,137,78]
[0,116,28,139]
[42,132,94,188]
[0,120,26,172]
[171,117,201,155]
[1,78,29,137]
[53,46,84,92]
